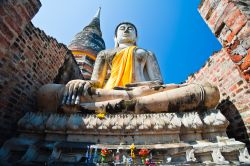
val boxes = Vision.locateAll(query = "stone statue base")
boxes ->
[1,109,250,165]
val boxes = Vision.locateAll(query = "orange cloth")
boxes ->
[104,46,136,89]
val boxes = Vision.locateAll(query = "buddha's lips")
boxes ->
[122,34,130,37]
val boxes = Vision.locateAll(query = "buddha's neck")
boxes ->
[118,43,135,49]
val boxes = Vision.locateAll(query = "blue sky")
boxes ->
[32,0,221,84]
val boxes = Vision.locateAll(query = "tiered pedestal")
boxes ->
[0,109,250,165]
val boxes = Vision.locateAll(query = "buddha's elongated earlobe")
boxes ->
[114,37,119,48]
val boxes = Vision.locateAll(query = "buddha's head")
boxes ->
[114,22,137,47]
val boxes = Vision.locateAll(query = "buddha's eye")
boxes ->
[128,27,133,30]
[119,26,125,30]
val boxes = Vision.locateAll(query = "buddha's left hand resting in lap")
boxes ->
[37,22,220,114]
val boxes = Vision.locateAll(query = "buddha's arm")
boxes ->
[146,51,163,83]
[91,50,108,88]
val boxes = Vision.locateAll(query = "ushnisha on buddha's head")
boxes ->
[114,22,138,48]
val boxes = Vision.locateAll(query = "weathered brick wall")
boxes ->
[187,0,250,147]
[199,0,249,81]
[0,0,82,145]
[0,0,41,48]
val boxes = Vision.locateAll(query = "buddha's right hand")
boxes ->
[62,79,92,105]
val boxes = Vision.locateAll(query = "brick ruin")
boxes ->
[186,0,250,148]
[0,0,82,145]
[0,0,249,151]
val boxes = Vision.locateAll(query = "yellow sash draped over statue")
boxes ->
[104,46,136,89]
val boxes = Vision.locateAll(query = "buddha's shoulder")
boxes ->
[97,48,120,58]
[135,47,155,56]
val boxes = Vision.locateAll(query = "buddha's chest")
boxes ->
[106,49,148,67]
[105,48,148,81]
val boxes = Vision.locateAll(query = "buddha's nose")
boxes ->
[124,28,129,33]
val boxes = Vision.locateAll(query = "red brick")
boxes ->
[209,0,229,27]
[225,9,242,27]
[226,32,235,43]
[27,0,41,13]
[4,17,21,35]
[240,49,250,70]
[4,4,23,25]
[0,18,14,41]
[229,82,237,92]
[209,12,218,26]
[23,2,36,18]
[214,2,234,33]
[230,39,240,50]
[237,22,250,41]
[230,14,247,35]
[16,5,30,22]
[242,73,250,82]
[0,32,10,48]
[199,0,210,16]
[235,87,244,94]
[231,54,244,63]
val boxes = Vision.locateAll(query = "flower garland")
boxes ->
[100,148,111,163]
[139,148,150,164]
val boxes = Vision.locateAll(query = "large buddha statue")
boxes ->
[5,21,250,166]
[1,5,249,163]
[38,22,220,114]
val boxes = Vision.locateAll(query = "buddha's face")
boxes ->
[116,23,137,45]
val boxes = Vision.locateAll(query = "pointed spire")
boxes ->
[68,7,105,57]
[84,7,102,36]
[94,7,101,19]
